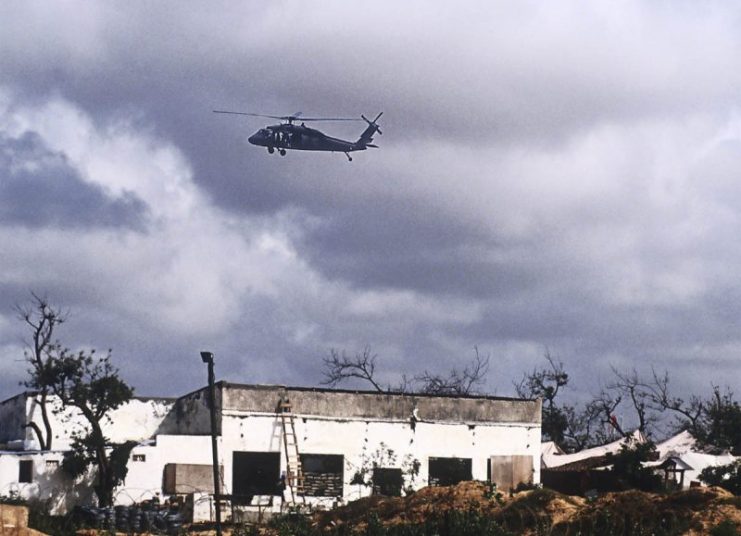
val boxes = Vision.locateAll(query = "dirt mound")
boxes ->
[314,481,494,531]
[312,482,586,533]
[554,486,740,535]
[310,482,739,535]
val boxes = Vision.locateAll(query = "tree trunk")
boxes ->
[38,390,53,450]
[91,422,114,507]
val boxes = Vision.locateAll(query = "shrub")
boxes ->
[700,460,741,495]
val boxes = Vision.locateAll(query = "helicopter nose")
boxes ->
[248,132,260,145]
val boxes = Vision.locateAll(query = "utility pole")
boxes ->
[200,351,222,536]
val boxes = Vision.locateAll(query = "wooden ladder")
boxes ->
[279,397,305,505]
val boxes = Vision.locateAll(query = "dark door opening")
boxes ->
[372,467,403,496]
[232,451,280,504]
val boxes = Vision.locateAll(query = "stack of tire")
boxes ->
[73,504,184,534]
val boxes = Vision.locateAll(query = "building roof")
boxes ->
[541,430,645,469]
[656,430,697,458]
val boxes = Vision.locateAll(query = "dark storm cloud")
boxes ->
[297,199,540,297]
[0,131,149,230]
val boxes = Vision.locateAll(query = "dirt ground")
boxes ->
[70,483,741,535]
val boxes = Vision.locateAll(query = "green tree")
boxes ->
[693,387,741,455]
[49,348,134,507]
[514,352,571,446]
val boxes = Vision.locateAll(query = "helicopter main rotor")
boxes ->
[213,110,363,125]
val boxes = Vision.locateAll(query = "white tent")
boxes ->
[649,430,737,488]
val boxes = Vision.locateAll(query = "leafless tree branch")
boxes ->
[415,347,490,395]
[321,346,384,392]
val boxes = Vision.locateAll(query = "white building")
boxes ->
[0,383,541,518]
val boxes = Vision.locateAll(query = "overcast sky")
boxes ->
[1,2,740,419]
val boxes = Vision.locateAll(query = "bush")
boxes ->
[700,460,741,495]
[605,442,663,492]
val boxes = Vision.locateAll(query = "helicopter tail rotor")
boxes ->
[357,112,383,147]
[361,112,383,135]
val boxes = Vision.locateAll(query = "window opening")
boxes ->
[19,460,33,483]
[428,457,472,487]
[300,454,343,497]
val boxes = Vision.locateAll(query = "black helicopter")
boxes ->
[213,110,382,161]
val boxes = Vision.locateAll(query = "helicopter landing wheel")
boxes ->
[279,149,286,156]
[344,152,352,162]
[267,146,274,154]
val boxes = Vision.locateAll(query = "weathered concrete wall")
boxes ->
[221,384,541,424]
[157,387,220,436]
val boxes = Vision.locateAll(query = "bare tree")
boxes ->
[648,369,704,432]
[587,387,625,441]
[15,292,67,450]
[415,347,490,395]
[561,403,602,452]
[321,346,384,392]
[607,367,659,436]
[648,371,739,453]
[321,345,490,395]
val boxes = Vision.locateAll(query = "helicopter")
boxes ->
[213,110,382,161]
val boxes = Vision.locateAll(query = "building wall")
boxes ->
[216,410,540,505]
[115,435,217,505]
[0,450,96,514]
[0,384,541,516]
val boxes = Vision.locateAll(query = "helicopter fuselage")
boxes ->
[248,124,367,153]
